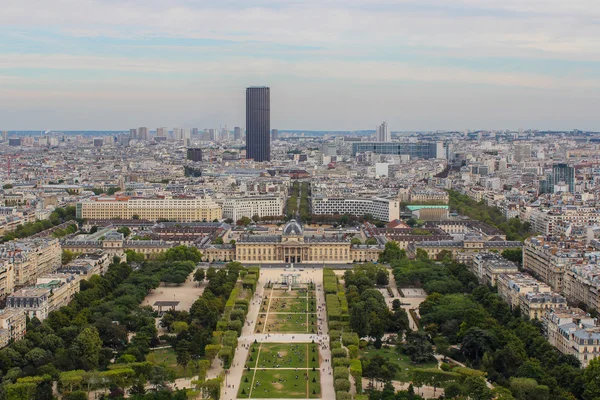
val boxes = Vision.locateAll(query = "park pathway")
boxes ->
[223,268,335,400]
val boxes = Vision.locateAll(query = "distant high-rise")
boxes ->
[246,86,270,162]
[173,128,183,140]
[129,128,137,139]
[1,131,8,142]
[187,148,203,162]
[271,129,278,141]
[191,128,199,137]
[376,122,391,142]
[234,127,242,141]
[138,127,149,141]
[156,127,168,137]
[552,163,575,193]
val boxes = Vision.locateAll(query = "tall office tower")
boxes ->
[271,129,278,141]
[183,129,191,141]
[173,128,182,140]
[376,122,391,142]
[138,127,149,141]
[156,127,168,137]
[514,143,531,162]
[187,148,203,162]
[234,127,242,141]
[246,86,270,162]
[129,128,137,139]
[202,129,211,141]
[1,131,8,142]
[191,128,199,137]
[220,127,229,141]
[209,129,216,141]
[552,163,575,193]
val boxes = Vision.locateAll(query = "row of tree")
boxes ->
[448,190,532,241]
[1,206,78,242]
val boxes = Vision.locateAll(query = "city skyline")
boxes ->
[1,1,599,130]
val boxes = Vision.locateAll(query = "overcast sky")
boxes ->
[1,0,599,131]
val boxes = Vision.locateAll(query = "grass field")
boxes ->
[239,342,321,399]
[245,343,320,369]
[257,312,318,333]
[360,346,438,382]
[256,287,318,333]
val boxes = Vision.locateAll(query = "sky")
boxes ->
[1,0,600,131]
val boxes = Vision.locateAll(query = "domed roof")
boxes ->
[283,219,303,236]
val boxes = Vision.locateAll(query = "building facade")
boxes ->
[77,195,222,222]
[246,86,270,162]
[311,196,399,222]
[222,196,284,222]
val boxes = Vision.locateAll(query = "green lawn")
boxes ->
[360,346,438,382]
[146,348,195,379]
[258,312,318,333]
[237,367,321,398]
[244,343,320,369]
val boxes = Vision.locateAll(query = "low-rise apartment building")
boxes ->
[523,236,584,293]
[472,252,520,286]
[0,238,61,288]
[0,309,26,348]
[563,263,600,312]
[497,273,552,310]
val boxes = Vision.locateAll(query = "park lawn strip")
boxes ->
[360,346,437,382]
[242,369,317,399]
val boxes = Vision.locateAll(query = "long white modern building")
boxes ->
[222,196,285,222]
[311,196,399,222]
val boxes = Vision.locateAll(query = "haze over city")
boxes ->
[1,0,600,131]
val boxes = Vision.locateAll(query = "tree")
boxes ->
[117,227,131,237]
[402,330,434,363]
[416,248,429,261]
[461,327,494,364]
[351,238,362,245]
[436,249,453,261]
[465,376,493,400]
[375,269,389,286]
[583,357,600,400]
[392,299,401,310]
[237,216,252,226]
[212,236,224,244]
[194,268,205,283]
[502,249,523,264]
[365,237,378,245]
[252,214,261,223]
[62,249,76,265]
[379,241,406,263]
[70,327,103,370]
[434,336,451,361]
[224,218,234,224]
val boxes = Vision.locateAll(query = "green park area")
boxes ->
[256,287,318,333]
[360,346,438,383]
[238,343,321,398]
[146,348,195,379]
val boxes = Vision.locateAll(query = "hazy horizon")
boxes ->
[1,0,599,131]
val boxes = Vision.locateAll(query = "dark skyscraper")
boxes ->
[246,86,270,162]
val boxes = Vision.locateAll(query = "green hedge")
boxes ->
[336,391,352,400]
[334,367,349,380]
[349,359,363,394]
[334,378,351,392]
[333,357,351,367]
[341,332,359,347]
[332,348,348,359]
[324,268,338,294]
